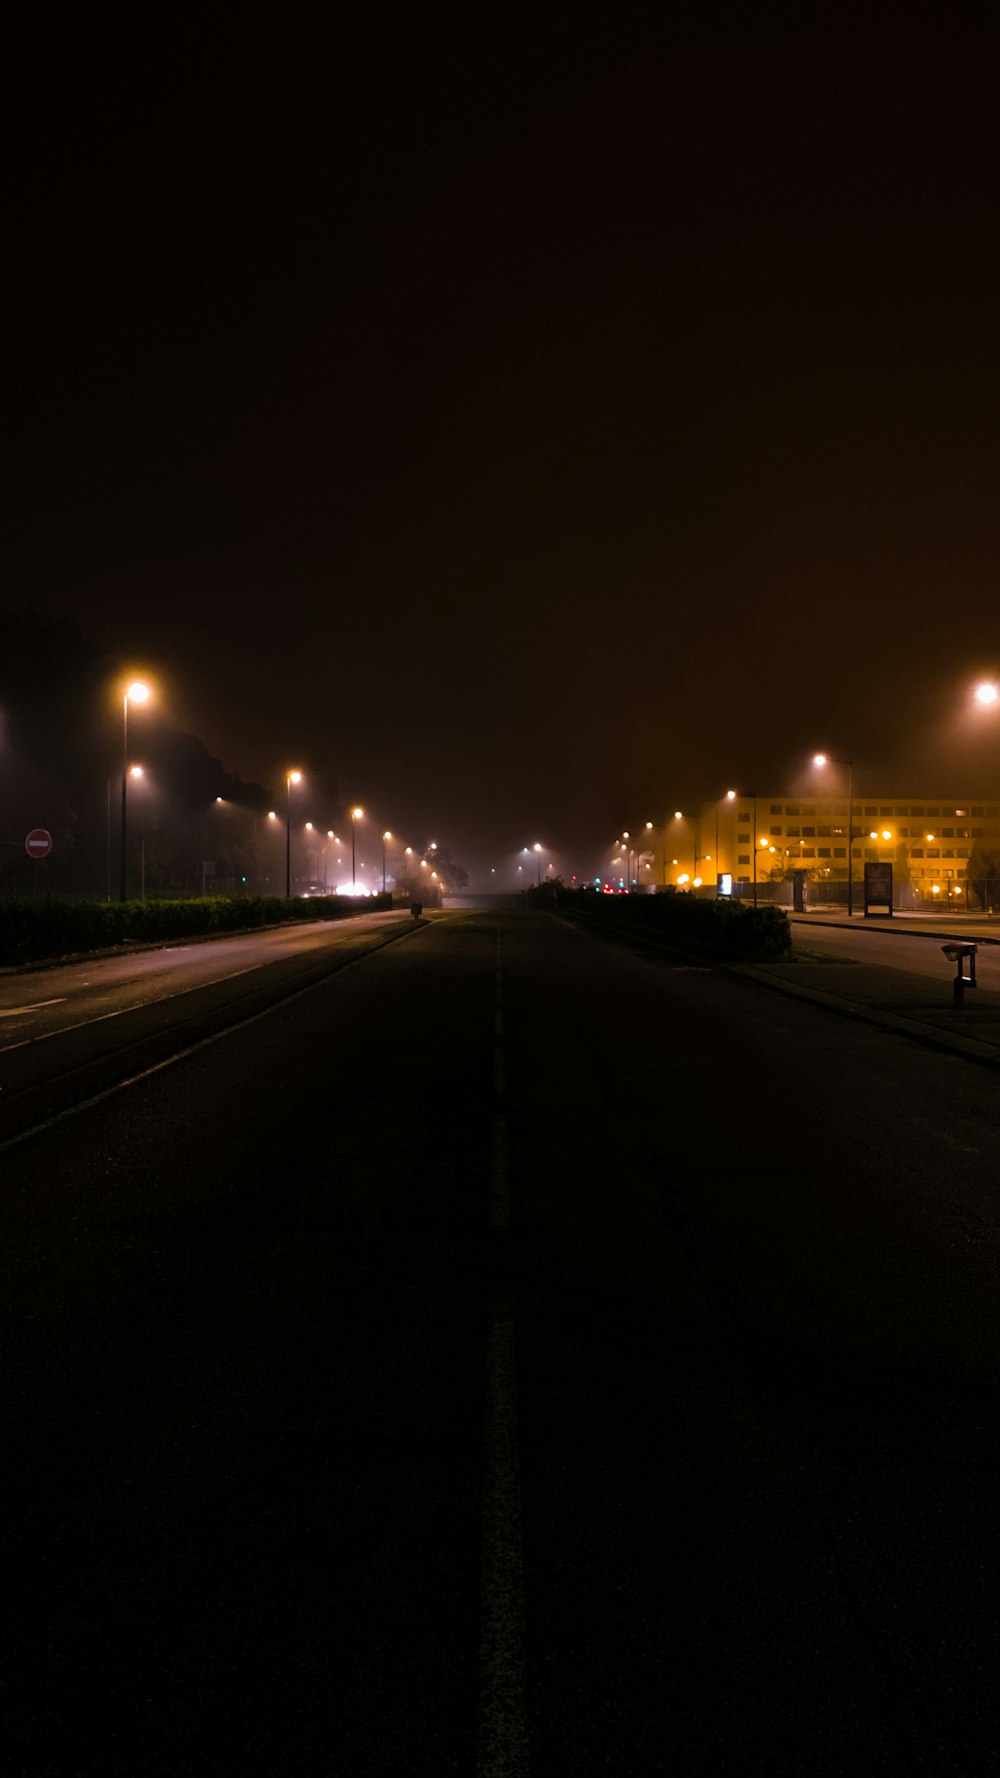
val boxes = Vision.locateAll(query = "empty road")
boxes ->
[3,910,999,1774]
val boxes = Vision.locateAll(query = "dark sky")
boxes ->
[6,7,999,881]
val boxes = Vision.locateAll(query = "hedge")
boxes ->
[552,886,792,961]
[0,894,390,967]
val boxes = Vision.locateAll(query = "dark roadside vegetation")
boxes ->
[538,883,792,961]
[0,892,393,967]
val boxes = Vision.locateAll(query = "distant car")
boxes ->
[298,883,330,898]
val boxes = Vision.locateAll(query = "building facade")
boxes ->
[694,794,1000,905]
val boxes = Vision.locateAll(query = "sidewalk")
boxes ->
[740,949,1000,1068]
[790,910,1000,943]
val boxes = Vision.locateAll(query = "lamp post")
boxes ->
[285,770,302,897]
[533,841,543,886]
[813,754,854,916]
[120,681,150,901]
[351,807,364,892]
[382,830,392,895]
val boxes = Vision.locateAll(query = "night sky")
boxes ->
[6,8,999,882]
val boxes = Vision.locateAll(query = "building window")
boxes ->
[818,847,831,858]
[801,847,815,858]
[896,806,909,815]
[942,827,955,838]
[738,855,750,865]
[972,806,984,816]
[911,848,924,858]
[864,805,877,816]
[926,806,940,816]
[769,804,782,814]
[865,847,877,859]
[927,848,940,858]
[738,833,750,844]
[786,803,800,815]
[769,825,782,836]
[880,806,893,816]
[802,826,816,837]
[786,825,800,836]
[802,806,816,816]
[833,847,846,858]
[911,806,925,816]
[818,825,831,836]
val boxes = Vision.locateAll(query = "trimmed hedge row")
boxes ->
[0,894,385,966]
[555,887,792,961]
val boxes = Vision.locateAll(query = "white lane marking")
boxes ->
[490,1112,509,1231]
[0,998,67,1018]
[0,922,422,1153]
[477,1310,529,1778]
[0,961,298,1054]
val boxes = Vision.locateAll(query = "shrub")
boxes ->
[0,895,358,966]
[556,887,791,961]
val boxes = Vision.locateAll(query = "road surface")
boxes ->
[3,910,999,1774]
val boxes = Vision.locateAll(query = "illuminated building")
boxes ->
[698,794,1000,903]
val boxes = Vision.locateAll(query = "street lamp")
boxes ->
[351,806,364,892]
[812,753,854,916]
[533,841,543,886]
[120,681,150,901]
[974,681,998,706]
[285,770,302,897]
[382,830,392,894]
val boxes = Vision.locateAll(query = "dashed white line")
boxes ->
[0,998,67,1018]
[478,920,528,1775]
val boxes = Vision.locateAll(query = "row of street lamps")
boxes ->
[119,682,398,901]
[615,680,998,907]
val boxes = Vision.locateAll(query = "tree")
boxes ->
[967,844,1000,912]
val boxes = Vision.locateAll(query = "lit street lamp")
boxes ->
[285,770,302,897]
[812,753,855,916]
[351,806,364,892]
[120,681,150,901]
[382,830,392,894]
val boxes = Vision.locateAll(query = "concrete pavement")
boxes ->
[744,932,1000,1066]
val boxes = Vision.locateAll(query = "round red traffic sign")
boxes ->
[25,828,53,859]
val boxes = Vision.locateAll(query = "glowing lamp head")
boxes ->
[288,770,302,785]
[645,821,653,830]
[267,811,277,821]
[726,789,736,800]
[674,810,683,820]
[975,681,998,706]
[383,830,392,841]
[812,753,828,767]
[129,765,144,779]
[352,806,364,819]
[533,843,542,853]
[215,796,224,804]
[126,681,150,704]
[305,822,313,831]
[882,830,892,840]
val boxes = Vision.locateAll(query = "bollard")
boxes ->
[941,942,976,1008]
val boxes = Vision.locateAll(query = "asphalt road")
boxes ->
[3,911,999,1774]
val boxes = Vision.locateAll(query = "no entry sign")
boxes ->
[25,828,53,859]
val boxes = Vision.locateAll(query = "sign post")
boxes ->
[864,859,892,918]
[25,829,53,860]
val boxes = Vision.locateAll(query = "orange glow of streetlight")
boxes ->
[975,681,998,706]
[129,765,144,779]
[126,681,150,705]
[288,769,302,785]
